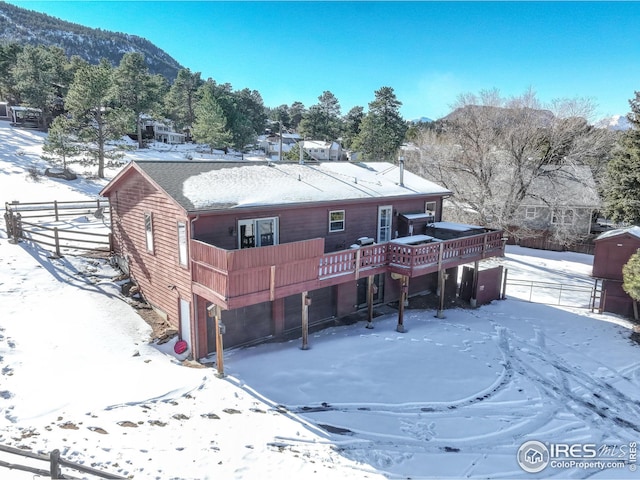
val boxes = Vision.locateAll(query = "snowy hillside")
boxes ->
[1,120,640,479]
[597,114,631,131]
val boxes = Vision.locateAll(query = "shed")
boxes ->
[592,226,640,317]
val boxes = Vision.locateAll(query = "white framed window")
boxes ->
[378,205,393,243]
[525,207,537,219]
[425,201,436,216]
[177,221,188,266]
[329,210,345,232]
[238,217,278,249]
[144,212,154,253]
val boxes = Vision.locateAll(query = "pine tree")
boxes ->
[342,106,364,149]
[65,60,131,178]
[354,87,407,161]
[623,252,640,319]
[603,130,640,224]
[604,90,640,224]
[164,68,203,132]
[42,116,79,171]
[112,52,165,149]
[192,86,232,153]
[11,45,68,128]
[299,91,342,141]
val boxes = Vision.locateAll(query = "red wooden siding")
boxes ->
[593,233,640,280]
[109,174,192,336]
[192,196,444,253]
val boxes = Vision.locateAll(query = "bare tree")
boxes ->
[409,89,615,239]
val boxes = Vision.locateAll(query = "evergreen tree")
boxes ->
[112,52,164,148]
[192,85,232,153]
[269,104,291,130]
[65,60,131,178]
[299,91,342,141]
[41,115,79,171]
[0,43,23,104]
[342,106,364,149]
[354,86,407,161]
[603,90,640,224]
[623,252,640,311]
[11,45,69,128]
[164,68,203,132]
[603,130,640,224]
[288,101,305,130]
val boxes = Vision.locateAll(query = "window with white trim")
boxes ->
[177,221,188,266]
[425,201,436,217]
[144,212,154,253]
[238,217,278,248]
[525,207,537,219]
[329,210,345,232]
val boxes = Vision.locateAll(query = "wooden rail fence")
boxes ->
[4,199,112,256]
[0,443,126,479]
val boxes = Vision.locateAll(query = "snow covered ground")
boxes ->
[1,120,640,479]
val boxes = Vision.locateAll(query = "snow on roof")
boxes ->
[595,225,640,241]
[431,221,485,231]
[522,165,600,207]
[175,161,451,211]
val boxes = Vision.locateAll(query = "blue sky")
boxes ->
[7,1,640,120]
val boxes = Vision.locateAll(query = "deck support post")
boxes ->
[470,260,479,308]
[301,291,310,350]
[211,305,225,377]
[437,269,447,319]
[366,275,375,329]
[397,275,409,333]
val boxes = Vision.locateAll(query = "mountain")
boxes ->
[411,116,433,124]
[596,114,630,131]
[0,1,183,80]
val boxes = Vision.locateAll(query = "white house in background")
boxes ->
[141,117,186,144]
[10,106,42,128]
[258,133,301,160]
[302,140,343,161]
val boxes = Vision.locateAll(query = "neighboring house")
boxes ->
[10,106,42,128]
[592,226,640,318]
[301,140,343,161]
[257,133,300,160]
[100,160,505,361]
[513,165,600,241]
[141,118,186,144]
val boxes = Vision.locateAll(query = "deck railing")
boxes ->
[191,230,504,309]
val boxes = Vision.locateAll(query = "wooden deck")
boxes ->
[191,231,505,309]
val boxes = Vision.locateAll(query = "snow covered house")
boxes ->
[302,140,343,161]
[258,132,300,160]
[592,226,640,318]
[100,160,505,362]
[10,106,42,128]
[141,118,185,144]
